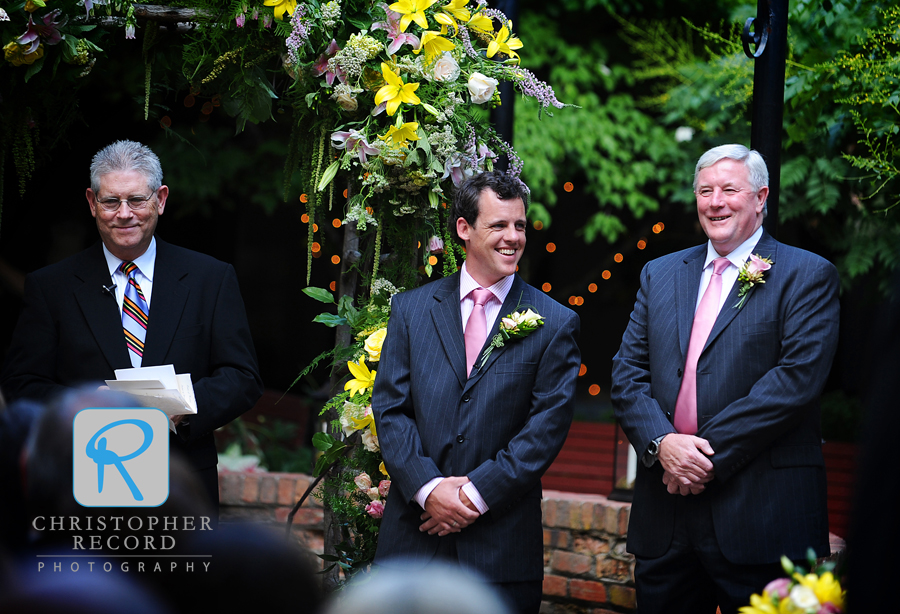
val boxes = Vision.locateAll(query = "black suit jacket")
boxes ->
[372,273,580,582]
[1,239,263,475]
[611,232,840,564]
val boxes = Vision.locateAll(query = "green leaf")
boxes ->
[312,432,339,451]
[313,313,348,327]
[303,286,335,303]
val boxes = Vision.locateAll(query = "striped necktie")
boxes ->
[120,261,149,368]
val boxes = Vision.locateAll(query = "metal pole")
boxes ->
[741,0,788,237]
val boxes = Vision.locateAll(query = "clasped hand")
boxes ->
[658,434,715,496]
[419,476,480,536]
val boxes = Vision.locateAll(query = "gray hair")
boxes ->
[90,141,163,193]
[693,144,769,192]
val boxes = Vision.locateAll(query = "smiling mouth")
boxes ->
[497,248,516,256]
[708,216,730,222]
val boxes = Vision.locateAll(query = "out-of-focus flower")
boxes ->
[4,41,44,66]
[675,126,694,142]
[364,328,388,362]
[428,236,444,254]
[362,430,380,452]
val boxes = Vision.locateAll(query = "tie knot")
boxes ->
[471,288,493,307]
[120,261,139,278]
[711,257,730,276]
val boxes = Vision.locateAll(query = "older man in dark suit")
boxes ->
[372,171,581,614]
[611,144,840,614]
[0,140,263,510]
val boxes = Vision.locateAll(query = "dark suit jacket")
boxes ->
[611,231,840,565]
[1,239,263,477]
[372,273,580,582]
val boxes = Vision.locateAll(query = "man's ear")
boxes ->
[86,189,98,219]
[456,217,471,242]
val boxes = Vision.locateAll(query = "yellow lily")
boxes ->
[345,357,376,398]
[486,22,523,60]
[737,592,777,614]
[414,30,455,61]
[379,122,421,145]
[466,11,493,34]
[379,461,390,479]
[374,62,421,115]
[263,0,297,21]
[349,410,377,437]
[388,0,436,32]
[434,0,470,32]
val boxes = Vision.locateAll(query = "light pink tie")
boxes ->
[465,288,493,376]
[674,257,730,434]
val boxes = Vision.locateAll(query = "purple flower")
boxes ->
[428,236,444,254]
[17,10,66,53]
[235,12,246,27]
[331,130,380,164]
[365,500,384,519]
[372,3,420,55]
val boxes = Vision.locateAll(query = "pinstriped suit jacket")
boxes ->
[372,273,580,582]
[611,231,840,565]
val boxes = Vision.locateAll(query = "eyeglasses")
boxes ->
[95,192,157,212]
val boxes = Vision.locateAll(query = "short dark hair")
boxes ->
[447,171,529,243]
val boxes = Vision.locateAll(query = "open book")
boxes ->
[105,365,197,428]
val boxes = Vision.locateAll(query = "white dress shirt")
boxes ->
[695,225,764,314]
[101,237,157,312]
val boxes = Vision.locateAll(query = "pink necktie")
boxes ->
[674,257,730,434]
[465,288,493,376]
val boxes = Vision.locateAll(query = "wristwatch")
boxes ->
[645,434,669,465]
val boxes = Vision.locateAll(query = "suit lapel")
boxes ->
[142,239,191,366]
[465,275,528,390]
[676,247,706,359]
[74,243,132,370]
[705,231,779,350]
[431,274,467,388]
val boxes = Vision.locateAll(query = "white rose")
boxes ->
[354,473,372,491]
[367,487,381,500]
[362,431,380,453]
[467,72,498,104]
[788,585,820,610]
[333,90,358,111]
[519,309,542,327]
[432,52,460,83]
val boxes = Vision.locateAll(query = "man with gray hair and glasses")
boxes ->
[611,144,840,613]
[1,140,263,512]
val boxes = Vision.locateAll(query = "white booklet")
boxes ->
[105,365,198,428]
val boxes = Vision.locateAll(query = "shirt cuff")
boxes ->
[461,482,488,515]
[414,477,444,510]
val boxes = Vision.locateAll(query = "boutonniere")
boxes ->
[734,253,774,309]
[475,307,545,371]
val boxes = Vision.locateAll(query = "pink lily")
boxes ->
[372,3,420,55]
[331,130,380,164]
[17,10,66,53]
[235,12,246,27]
[441,153,473,187]
[313,39,344,86]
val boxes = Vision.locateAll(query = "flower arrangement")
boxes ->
[734,253,773,309]
[739,551,845,614]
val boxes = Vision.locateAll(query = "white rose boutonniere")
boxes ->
[734,253,773,309]
[475,306,544,372]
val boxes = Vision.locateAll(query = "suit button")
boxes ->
[456,434,465,443]
[462,394,471,402]
[677,368,683,378]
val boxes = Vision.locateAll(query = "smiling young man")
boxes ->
[611,144,840,614]
[372,171,581,614]
[1,140,263,513]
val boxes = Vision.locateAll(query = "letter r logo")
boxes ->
[73,408,169,507]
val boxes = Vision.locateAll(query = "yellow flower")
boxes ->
[379,461,390,479]
[434,0,470,32]
[414,30,455,61]
[263,0,297,21]
[3,41,44,67]
[795,572,845,610]
[374,62,421,115]
[467,11,493,34]
[387,0,436,32]
[379,122,420,146]
[738,592,778,614]
[345,357,376,398]
[364,327,388,362]
[486,22,523,60]
[349,408,377,437]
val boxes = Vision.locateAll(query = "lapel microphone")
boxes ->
[102,283,117,296]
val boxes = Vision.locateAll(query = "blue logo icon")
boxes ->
[73,409,168,507]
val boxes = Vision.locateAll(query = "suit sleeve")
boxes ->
[0,273,69,402]
[466,310,581,516]
[610,262,678,457]
[372,295,443,504]
[698,258,840,482]
[183,265,263,440]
